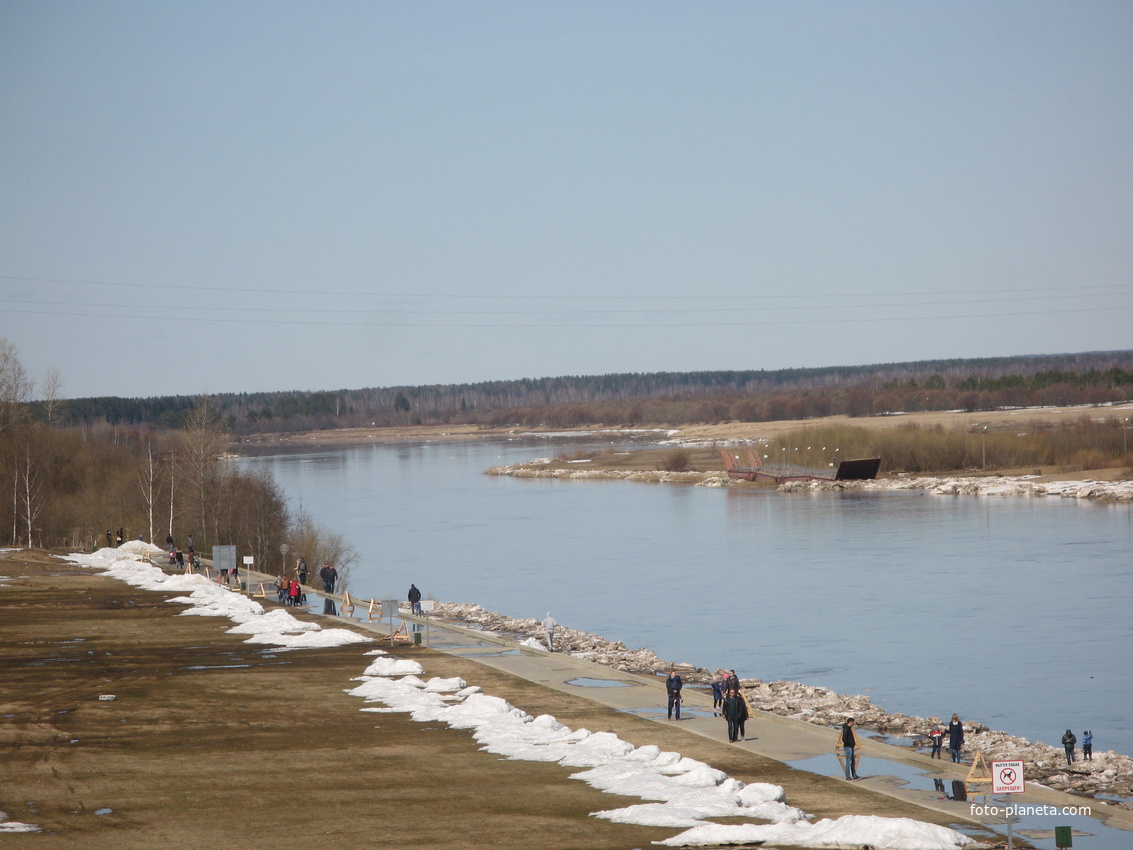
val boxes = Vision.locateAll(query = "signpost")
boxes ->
[990,760,1026,850]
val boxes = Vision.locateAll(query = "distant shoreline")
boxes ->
[232,402,1133,483]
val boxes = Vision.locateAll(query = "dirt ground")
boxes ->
[0,549,1006,849]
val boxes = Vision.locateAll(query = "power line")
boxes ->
[2,274,1130,302]
[0,303,1127,328]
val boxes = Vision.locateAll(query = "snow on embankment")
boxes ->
[61,542,372,650]
[347,648,981,849]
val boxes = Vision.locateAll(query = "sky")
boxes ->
[1,1,1131,401]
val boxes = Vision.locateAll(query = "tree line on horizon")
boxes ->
[31,350,1133,435]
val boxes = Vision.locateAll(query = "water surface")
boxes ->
[239,438,1133,757]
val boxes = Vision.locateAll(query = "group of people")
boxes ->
[706,671,749,742]
[1062,729,1093,764]
[276,574,305,606]
[925,714,967,763]
[273,557,338,606]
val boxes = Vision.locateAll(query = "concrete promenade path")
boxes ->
[243,567,1133,847]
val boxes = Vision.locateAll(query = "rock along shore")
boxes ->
[424,601,1133,806]
[486,463,1133,501]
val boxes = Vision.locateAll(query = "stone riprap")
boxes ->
[417,601,1133,805]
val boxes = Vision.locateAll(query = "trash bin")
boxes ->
[1054,825,1072,848]
[240,581,247,592]
[413,631,422,645]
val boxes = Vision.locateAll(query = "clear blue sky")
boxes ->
[2,1,1131,400]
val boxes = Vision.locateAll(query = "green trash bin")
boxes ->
[240,581,247,592]
[1054,825,1072,848]
[413,630,422,645]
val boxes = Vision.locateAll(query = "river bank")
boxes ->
[424,601,1133,805]
[485,463,1133,500]
[1,547,1001,849]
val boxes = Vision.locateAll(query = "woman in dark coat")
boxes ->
[947,714,964,763]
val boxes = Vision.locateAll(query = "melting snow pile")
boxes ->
[61,543,372,650]
[346,655,981,849]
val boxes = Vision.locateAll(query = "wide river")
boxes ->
[238,436,1133,758]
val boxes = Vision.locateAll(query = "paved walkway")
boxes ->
[234,566,1133,843]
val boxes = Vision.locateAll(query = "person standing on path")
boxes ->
[1062,729,1077,765]
[1083,730,1093,760]
[666,671,683,720]
[710,676,723,716]
[928,724,944,759]
[947,714,965,763]
[838,717,861,780]
[542,613,556,652]
[319,563,337,594]
[721,684,749,742]
[297,558,308,586]
[408,584,422,615]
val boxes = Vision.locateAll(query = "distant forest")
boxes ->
[37,350,1133,435]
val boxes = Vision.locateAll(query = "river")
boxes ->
[237,436,1133,759]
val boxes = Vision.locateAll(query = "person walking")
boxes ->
[666,671,683,720]
[542,612,557,652]
[928,724,944,759]
[297,558,308,586]
[838,717,861,780]
[710,676,724,716]
[1083,730,1093,761]
[1062,729,1077,765]
[319,563,337,594]
[408,583,422,615]
[116,528,124,547]
[721,684,749,742]
[947,714,965,763]
[288,578,301,607]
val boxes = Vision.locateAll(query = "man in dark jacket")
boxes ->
[838,717,861,779]
[1062,729,1077,764]
[722,686,749,742]
[408,583,422,615]
[319,563,337,594]
[666,671,683,720]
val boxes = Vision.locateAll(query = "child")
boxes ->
[928,725,944,759]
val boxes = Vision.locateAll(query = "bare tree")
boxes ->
[16,443,43,547]
[0,338,33,434]
[41,368,63,425]
[137,433,163,544]
[288,508,359,587]
[179,396,228,548]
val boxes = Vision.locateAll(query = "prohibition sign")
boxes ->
[991,759,1025,794]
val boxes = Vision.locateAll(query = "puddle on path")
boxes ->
[565,677,633,688]
[787,753,1129,850]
